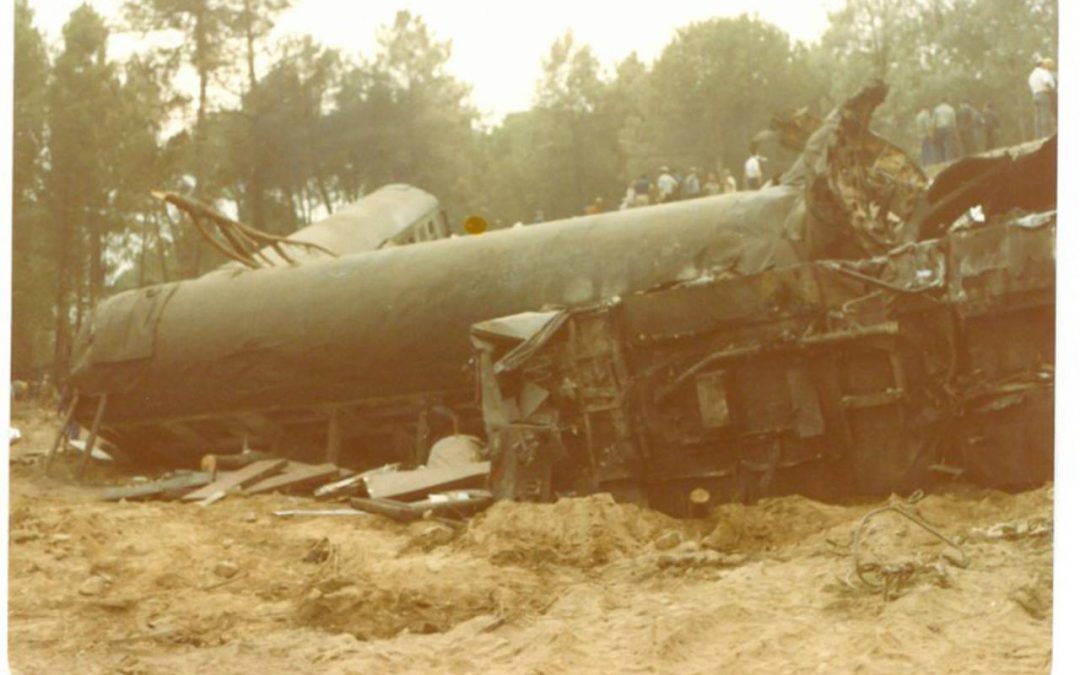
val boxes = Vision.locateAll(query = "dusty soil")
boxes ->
[7,404,1052,674]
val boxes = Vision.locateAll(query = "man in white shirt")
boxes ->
[744,143,764,190]
[1028,57,1056,139]
[656,167,678,203]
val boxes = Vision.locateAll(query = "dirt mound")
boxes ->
[461,493,682,567]
[7,407,1054,674]
[703,494,856,552]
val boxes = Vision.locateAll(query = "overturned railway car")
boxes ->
[68,84,1056,512]
[476,211,1054,514]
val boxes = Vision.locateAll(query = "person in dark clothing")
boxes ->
[631,174,651,207]
[982,101,999,151]
[957,99,982,157]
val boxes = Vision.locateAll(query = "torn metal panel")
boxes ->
[914,135,1056,239]
[363,461,491,501]
[213,184,447,271]
[779,81,928,260]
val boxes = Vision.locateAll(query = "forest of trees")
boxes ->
[10,0,1058,381]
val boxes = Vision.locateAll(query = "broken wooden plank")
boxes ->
[181,459,287,502]
[243,462,340,495]
[363,461,490,502]
[314,462,399,501]
[101,472,215,502]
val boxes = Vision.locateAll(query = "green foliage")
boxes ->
[821,0,1058,150]
[12,1,52,377]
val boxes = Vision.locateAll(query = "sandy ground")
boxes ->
[7,403,1052,674]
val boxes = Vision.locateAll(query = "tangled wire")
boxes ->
[849,490,969,601]
[153,190,338,269]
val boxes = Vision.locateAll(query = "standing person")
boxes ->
[703,172,721,195]
[932,100,958,163]
[631,174,651,207]
[1028,57,1056,139]
[683,167,702,199]
[744,143,765,190]
[657,166,679,203]
[915,106,934,167]
[722,168,737,193]
[956,99,982,157]
[982,101,1000,150]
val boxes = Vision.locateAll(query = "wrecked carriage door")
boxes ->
[473,308,644,503]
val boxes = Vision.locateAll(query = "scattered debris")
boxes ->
[364,462,490,502]
[967,518,1052,541]
[66,438,114,462]
[314,463,399,501]
[350,489,494,523]
[213,561,240,579]
[848,494,969,600]
[244,462,342,495]
[100,471,215,502]
[181,459,288,502]
[272,509,369,518]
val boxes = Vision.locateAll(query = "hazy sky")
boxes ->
[27,0,842,122]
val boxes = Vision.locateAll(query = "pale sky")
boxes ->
[26,0,842,123]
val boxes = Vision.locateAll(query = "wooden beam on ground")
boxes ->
[181,458,287,502]
[364,461,490,502]
[244,462,340,495]
[100,472,216,502]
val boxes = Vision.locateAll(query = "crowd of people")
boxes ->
[914,56,1056,168]
[579,55,1059,218]
[610,164,740,211]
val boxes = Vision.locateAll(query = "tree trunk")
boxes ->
[243,0,266,229]
[139,213,149,287]
[155,212,171,283]
[190,0,210,278]
[316,174,335,215]
[52,223,72,382]
[87,211,104,304]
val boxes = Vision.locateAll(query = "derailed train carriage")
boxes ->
[68,83,1056,515]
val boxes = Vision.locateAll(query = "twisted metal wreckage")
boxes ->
[68,83,1056,516]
